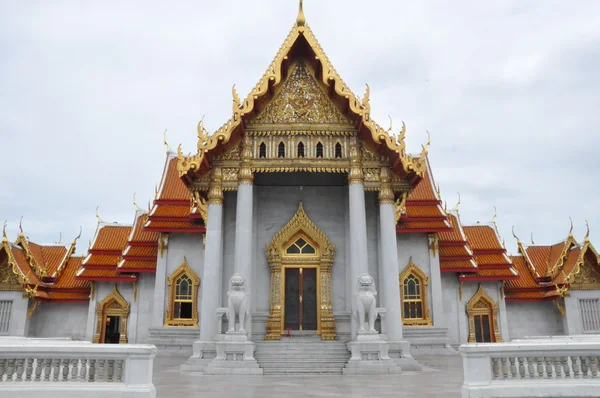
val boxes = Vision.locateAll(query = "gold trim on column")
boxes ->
[238,135,254,185]
[378,167,394,204]
[466,284,502,343]
[265,202,336,340]
[347,137,364,184]
[208,167,224,205]
[93,286,130,344]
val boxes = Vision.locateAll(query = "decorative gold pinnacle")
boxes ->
[163,129,170,153]
[296,0,306,26]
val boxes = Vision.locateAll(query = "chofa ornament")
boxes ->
[227,273,250,333]
[355,273,378,333]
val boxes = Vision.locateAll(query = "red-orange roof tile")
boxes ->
[157,157,191,201]
[129,213,158,244]
[524,246,552,275]
[76,267,137,281]
[150,205,191,218]
[123,246,158,258]
[144,220,205,231]
[117,260,157,272]
[440,260,477,271]
[404,205,445,218]
[505,255,539,289]
[473,253,512,267]
[463,225,504,250]
[52,257,89,290]
[397,221,449,230]
[82,254,122,267]
[440,246,471,257]
[92,225,132,252]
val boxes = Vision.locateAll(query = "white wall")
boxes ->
[397,233,433,323]
[28,301,88,339]
[565,290,600,335]
[0,291,29,336]
[506,301,564,339]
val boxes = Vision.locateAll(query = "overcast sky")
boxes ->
[1,0,598,255]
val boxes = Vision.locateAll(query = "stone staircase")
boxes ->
[254,333,350,375]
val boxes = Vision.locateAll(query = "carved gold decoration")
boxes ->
[459,280,463,301]
[399,257,432,326]
[133,281,137,302]
[296,0,305,26]
[0,259,22,291]
[177,15,430,179]
[14,234,46,278]
[238,135,254,184]
[428,233,439,258]
[164,258,200,327]
[207,167,224,205]
[158,233,169,258]
[555,300,566,316]
[250,62,353,127]
[548,234,577,279]
[191,191,208,223]
[466,284,503,343]
[27,301,40,318]
[394,192,408,224]
[93,286,130,344]
[347,137,364,184]
[265,202,336,340]
[378,167,394,204]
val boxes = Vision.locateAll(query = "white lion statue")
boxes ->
[227,273,249,333]
[355,273,378,333]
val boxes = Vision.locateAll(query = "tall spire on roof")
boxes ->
[296,0,306,26]
[2,221,7,243]
[585,220,590,243]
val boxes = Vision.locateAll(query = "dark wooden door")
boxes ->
[104,315,121,344]
[284,267,318,331]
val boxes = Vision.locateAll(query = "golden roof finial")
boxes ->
[419,131,431,160]
[96,206,103,223]
[585,220,590,242]
[163,129,170,154]
[531,232,535,245]
[362,84,370,107]
[444,201,448,213]
[19,216,24,236]
[386,116,393,134]
[75,226,82,242]
[57,232,62,245]
[436,183,441,200]
[512,226,522,244]
[492,206,497,224]
[154,184,159,200]
[454,193,461,212]
[568,217,574,236]
[133,193,141,212]
[296,0,306,26]
[147,199,152,213]
[2,221,7,243]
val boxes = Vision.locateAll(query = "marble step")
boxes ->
[255,361,347,369]
[263,368,343,375]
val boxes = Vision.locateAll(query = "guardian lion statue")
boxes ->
[227,273,249,333]
[355,273,378,333]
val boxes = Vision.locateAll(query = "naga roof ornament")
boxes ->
[176,2,430,178]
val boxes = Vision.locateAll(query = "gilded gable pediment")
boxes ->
[571,262,600,290]
[249,62,355,128]
[0,261,22,291]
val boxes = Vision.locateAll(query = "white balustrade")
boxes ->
[460,337,600,398]
[0,338,156,398]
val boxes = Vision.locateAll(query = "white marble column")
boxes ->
[199,168,224,341]
[234,142,254,336]
[378,167,403,341]
[151,233,168,328]
[427,234,445,327]
[348,140,369,338]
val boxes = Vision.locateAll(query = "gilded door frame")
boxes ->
[466,284,502,343]
[93,285,130,344]
[265,202,336,340]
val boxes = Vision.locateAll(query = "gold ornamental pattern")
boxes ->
[250,62,354,127]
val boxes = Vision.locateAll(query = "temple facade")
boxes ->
[1,3,600,374]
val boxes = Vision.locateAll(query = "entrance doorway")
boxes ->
[103,315,121,344]
[284,267,318,331]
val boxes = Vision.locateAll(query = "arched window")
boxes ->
[259,142,267,158]
[399,257,431,326]
[297,142,305,158]
[335,142,342,159]
[165,258,200,327]
[466,284,502,342]
[286,237,316,255]
[278,142,286,158]
[316,142,323,158]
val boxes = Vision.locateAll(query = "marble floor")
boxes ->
[153,355,464,397]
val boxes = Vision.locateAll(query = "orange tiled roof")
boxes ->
[47,291,90,301]
[473,253,512,267]
[145,220,205,231]
[75,267,137,281]
[438,214,467,243]
[118,211,158,273]
[82,254,122,267]
[505,255,539,290]
[463,225,504,251]
[398,221,449,230]
[123,246,157,258]
[9,245,42,285]
[128,213,158,244]
[157,156,191,201]
[439,246,471,257]
[438,212,476,272]
[524,245,551,275]
[150,205,191,218]
[91,225,132,252]
[461,267,518,281]
[117,260,157,272]
[440,260,477,271]
[52,256,90,290]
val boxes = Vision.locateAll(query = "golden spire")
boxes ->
[512,226,522,244]
[2,221,7,243]
[57,232,62,245]
[492,206,497,224]
[531,232,535,245]
[568,217,574,237]
[147,199,152,213]
[96,206,103,223]
[296,0,306,26]
[585,220,590,242]
[133,193,141,212]
[163,129,170,154]
[454,193,461,212]
[19,216,24,236]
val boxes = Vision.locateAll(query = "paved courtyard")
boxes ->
[153,355,464,397]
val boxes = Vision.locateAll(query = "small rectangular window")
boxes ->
[0,300,13,333]
[580,298,600,332]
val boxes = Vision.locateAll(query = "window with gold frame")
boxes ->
[399,257,432,326]
[466,284,502,343]
[165,258,200,327]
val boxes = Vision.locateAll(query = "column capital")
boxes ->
[208,167,224,205]
[347,138,364,184]
[238,135,254,185]
[379,167,395,204]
